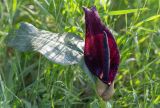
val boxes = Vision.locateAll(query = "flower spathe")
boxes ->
[83,6,120,86]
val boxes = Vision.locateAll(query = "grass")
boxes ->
[0,0,160,108]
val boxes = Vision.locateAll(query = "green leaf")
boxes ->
[108,8,149,15]
[7,22,84,65]
[135,15,160,27]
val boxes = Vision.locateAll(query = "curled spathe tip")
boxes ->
[82,6,97,12]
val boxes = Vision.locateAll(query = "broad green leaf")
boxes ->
[108,8,149,15]
[7,22,84,65]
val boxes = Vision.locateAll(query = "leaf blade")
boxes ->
[108,8,149,15]
[7,22,84,65]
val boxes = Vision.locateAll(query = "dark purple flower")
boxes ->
[83,6,120,86]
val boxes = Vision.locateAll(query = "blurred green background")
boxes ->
[0,0,160,108]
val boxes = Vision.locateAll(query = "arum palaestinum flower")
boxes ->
[83,6,120,86]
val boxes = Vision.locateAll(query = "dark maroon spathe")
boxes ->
[83,6,120,86]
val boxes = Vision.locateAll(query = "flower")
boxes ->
[83,6,120,86]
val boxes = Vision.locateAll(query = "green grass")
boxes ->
[0,0,160,108]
